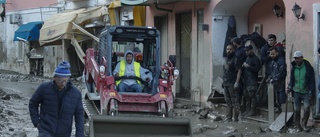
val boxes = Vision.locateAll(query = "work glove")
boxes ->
[234,82,239,89]
[270,79,275,84]
[286,87,292,95]
[242,62,250,68]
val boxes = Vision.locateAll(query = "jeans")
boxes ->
[118,83,142,93]
[293,92,310,127]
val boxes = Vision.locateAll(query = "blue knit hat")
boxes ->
[54,61,71,77]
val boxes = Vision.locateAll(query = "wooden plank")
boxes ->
[269,112,293,132]
[268,83,274,124]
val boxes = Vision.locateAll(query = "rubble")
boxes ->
[207,114,223,121]
[193,124,218,135]
[0,71,320,137]
[222,126,236,135]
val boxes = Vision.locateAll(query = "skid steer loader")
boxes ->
[83,26,192,137]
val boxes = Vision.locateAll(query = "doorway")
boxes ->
[176,12,192,99]
[154,15,168,65]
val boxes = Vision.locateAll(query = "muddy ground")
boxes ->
[0,70,319,137]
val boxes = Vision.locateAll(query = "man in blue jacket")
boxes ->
[287,51,315,132]
[29,61,84,137]
[269,47,287,113]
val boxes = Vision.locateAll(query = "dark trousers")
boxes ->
[224,85,240,108]
[293,92,310,127]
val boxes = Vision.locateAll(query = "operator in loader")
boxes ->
[113,50,151,93]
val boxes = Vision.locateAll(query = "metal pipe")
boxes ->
[155,3,172,13]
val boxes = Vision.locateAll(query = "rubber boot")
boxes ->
[302,110,310,132]
[225,107,233,122]
[294,112,302,132]
[234,108,239,122]
[241,100,251,116]
[240,97,246,113]
[246,96,257,116]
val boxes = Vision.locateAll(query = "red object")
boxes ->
[84,48,175,117]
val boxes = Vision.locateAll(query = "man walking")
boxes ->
[287,51,315,131]
[29,61,84,137]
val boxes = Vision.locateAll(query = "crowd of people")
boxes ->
[222,34,320,132]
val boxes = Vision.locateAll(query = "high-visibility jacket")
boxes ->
[116,60,141,86]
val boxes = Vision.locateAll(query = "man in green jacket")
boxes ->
[287,51,315,132]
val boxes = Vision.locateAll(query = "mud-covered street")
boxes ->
[0,71,320,137]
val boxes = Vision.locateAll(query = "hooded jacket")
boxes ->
[113,50,141,86]
[288,59,315,97]
[29,81,84,137]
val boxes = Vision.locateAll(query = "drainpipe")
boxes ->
[155,2,172,12]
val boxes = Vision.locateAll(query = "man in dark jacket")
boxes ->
[261,34,285,78]
[287,51,315,132]
[260,34,285,107]
[269,47,287,113]
[242,45,261,116]
[223,44,240,122]
[231,37,247,112]
[29,61,84,137]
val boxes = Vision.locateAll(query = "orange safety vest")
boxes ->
[116,60,141,86]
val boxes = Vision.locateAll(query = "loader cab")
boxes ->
[98,26,161,94]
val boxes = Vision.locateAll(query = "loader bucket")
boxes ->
[89,115,192,137]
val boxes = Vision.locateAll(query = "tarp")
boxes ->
[133,6,145,26]
[74,6,108,24]
[223,15,237,57]
[13,21,43,41]
[108,0,121,26]
[39,8,85,46]
[40,6,107,46]
[108,0,145,26]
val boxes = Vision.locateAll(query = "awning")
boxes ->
[40,6,107,46]
[39,8,85,46]
[13,21,43,41]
